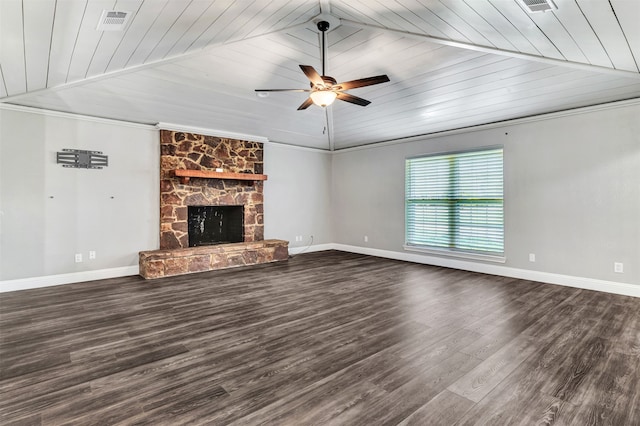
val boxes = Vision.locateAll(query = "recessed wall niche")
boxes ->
[159,130,264,249]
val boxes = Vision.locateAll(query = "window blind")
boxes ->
[405,147,504,255]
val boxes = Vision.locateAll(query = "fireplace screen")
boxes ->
[188,205,244,247]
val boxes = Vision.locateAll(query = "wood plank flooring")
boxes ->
[1,250,639,425]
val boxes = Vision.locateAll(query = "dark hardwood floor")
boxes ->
[1,250,639,425]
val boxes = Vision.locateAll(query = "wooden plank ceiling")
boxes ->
[1,0,639,150]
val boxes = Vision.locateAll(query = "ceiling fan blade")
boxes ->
[255,89,311,92]
[297,97,314,110]
[336,75,390,91]
[300,65,325,87]
[336,92,371,107]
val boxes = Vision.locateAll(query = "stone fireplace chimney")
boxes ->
[159,130,264,249]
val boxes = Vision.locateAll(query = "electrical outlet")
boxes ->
[75,253,82,263]
[89,251,96,260]
[614,262,624,273]
[364,235,368,242]
[529,253,536,262]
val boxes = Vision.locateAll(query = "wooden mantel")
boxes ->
[174,169,268,184]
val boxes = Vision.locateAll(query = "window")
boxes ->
[405,147,504,258]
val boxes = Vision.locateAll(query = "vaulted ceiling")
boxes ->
[1,0,639,150]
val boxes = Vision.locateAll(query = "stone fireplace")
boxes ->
[138,130,288,279]
[159,131,264,249]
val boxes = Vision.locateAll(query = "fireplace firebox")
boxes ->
[188,205,244,247]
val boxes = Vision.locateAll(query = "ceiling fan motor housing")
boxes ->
[311,76,337,89]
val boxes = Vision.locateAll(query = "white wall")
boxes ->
[263,143,332,251]
[0,107,159,285]
[332,102,640,286]
[2,101,638,293]
[0,107,333,290]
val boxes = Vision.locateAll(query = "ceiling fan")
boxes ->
[255,20,390,110]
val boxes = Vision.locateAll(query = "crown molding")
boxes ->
[155,122,268,144]
[333,97,640,153]
[0,103,156,130]
[4,96,638,154]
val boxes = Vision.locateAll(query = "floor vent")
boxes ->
[96,10,131,31]
[519,0,557,13]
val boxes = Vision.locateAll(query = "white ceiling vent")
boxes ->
[518,0,557,13]
[96,10,131,31]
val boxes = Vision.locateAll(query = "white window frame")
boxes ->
[404,146,505,263]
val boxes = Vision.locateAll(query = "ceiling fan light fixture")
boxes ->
[254,19,389,110]
[310,90,337,107]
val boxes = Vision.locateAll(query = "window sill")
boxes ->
[403,245,506,263]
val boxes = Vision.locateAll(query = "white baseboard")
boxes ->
[2,246,637,298]
[330,244,640,298]
[0,266,139,293]
[288,243,335,256]
[0,244,334,292]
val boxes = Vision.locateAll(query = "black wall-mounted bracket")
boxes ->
[56,149,108,169]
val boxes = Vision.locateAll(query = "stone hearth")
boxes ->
[139,240,289,279]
